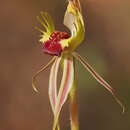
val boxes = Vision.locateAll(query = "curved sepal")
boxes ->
[62,0,85,51]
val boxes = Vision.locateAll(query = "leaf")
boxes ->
[73,52,125,113]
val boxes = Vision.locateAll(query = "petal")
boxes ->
[53,55,74,130]
[49,57,61,113]
[63,9,75,36]
[32,57,56,92]
[73,52,125,113]
[64,0,82,33]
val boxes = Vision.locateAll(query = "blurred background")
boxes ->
[0,0,130,130]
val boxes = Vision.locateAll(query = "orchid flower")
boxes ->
[32,0,124,130]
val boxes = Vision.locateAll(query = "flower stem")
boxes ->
[69,59,79,130]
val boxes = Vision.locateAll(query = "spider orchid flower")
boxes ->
[32,0,125,130]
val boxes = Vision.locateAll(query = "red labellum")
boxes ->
[43,40,62,56]
[42,31,70,56]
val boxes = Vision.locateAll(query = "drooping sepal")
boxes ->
[32,57,56,92]
[73,52,125,113]
[49,57,61,113]
[53,55,74,130]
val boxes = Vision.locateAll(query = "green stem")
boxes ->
[69,59,79,130]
